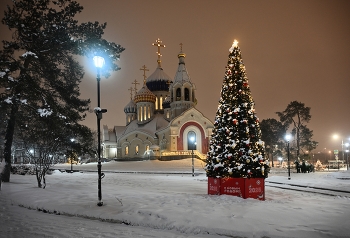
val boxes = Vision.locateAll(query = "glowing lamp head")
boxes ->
[285,134,292,142]
[93,56,105,69]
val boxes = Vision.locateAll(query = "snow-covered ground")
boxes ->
[1,159,350,238]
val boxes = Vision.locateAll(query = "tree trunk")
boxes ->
[1,104,18,182]
[36,170,42,188]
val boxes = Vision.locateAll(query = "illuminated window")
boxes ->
[146,145,149,151]
[143,106,146,121]
[160,96,163,109]
[125,146,129,155]
[138,106,141,121]
[166,111,170,118]
[148,105,151,118]
[155,97,158,110]
[135,145,139,155]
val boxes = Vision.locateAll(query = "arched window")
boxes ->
[125,146,129,155]
[185,88,190,101]
[160,96,163,109]
[176,88,181,101]
[187,131,197,150]
[146,145,149,151]
[148,105,151,118]
[135,145,139,155]
[155,97,158,110]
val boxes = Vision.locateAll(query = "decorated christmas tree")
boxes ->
[205,40,269,179]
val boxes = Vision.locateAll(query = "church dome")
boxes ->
[146,66,172,91]
[124,100,137,113]
[134,85,156,103]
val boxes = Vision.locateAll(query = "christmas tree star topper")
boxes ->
[233,39,239,47]
[229,39,239,52]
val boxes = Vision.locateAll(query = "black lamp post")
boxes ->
[189,132,195,177]
[93,55,106,207]
[345,143,349,170]
[70,138,75,172]
[285,134,291,180]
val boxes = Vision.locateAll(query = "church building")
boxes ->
[102,39,214,160]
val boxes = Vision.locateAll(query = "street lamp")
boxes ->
[189,132,195,177]
[70,138,75,171]
[278,157,282,168]
[332,134,349,170]
[190,137,195,177]
[285,134,292,180]
[345,143,349,170]
[29,149,34,164]
[93,55,106,207]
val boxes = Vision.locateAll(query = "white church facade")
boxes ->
[101,39,214,160]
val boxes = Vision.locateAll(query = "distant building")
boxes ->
[102,39,214,160]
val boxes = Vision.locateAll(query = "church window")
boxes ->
[125,146,129,155]
[155,97,158,110]
[146,145,149,151]
[138,106,142,121]
[176,88,181,101]
[185,88,190,101]
[148,105,151,118]
[160,96,163,109]
[135,145,139,155]
[143,106,146,121]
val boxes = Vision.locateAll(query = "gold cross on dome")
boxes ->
[132,79,139,92]
[152,38,165,67]
[140,65,149,85]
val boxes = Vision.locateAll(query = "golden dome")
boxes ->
[134,86,156,103]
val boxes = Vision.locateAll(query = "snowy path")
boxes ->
[1,160,350,238]
[0,194,218,238]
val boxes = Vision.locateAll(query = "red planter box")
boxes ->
[208,177,221,195]
[207,177,265,200]
[220,177,245,198]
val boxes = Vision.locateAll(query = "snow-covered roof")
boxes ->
[124,99,137,113]
[113,126,127,137]
[121,114,169,138]
[146,66,172,83]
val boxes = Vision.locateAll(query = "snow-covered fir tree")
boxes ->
[205,40,269,178]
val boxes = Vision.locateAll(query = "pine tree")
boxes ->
[205,40,269,179]
[0,0,124,182]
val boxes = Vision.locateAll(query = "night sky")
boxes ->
[1,0,349,153]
